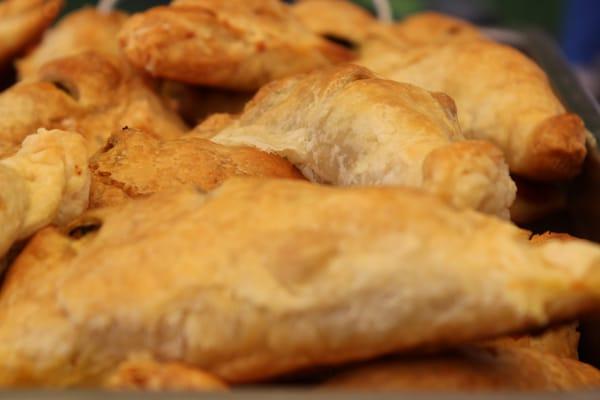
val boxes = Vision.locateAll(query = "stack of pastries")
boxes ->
[0,0,599,393]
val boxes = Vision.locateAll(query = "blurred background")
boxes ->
[66,0,600,100]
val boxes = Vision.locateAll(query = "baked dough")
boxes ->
[1,178,600,386]
[17,7,128,79]
[0,51,186,157]
[0,0,63,67]
[119,0,354,91]
[359,16,587,181]
[291,0,377,46]
[0,129,89,257]
[89,128,304,208]
[105,354,227,392]
[489,323,580,360]
[210,64,516,217]
[392,12,483,46]
[320,345,600,391]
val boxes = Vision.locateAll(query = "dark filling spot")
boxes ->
[49,80,79,100]
[68,219,102,239]
[322,34,358,50]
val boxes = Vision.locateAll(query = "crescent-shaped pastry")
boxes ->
[0,52,186,158]
[118,0,354,91]
[0,129,89,257]
[1,178,600,386]
[17,7,128,79]
[209,64,516,217]
[89,128,304,208]
[359,14,587,182]
[0,0,63,67]
[320,345,600,391]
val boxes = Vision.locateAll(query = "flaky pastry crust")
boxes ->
[359,15,587,181]
[1,178,600,386]
[17,7,128,80]
[0,0,63,67]
[0,129,89,257]
[0,52,186,157]
[119,0,354,90]
[210,64,516,217]
[89,128,304,208]
[320,345,600,391]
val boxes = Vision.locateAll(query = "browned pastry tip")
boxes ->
[105,355,227,392]
[119,0,354,90]
[0,0,64,67]
[520,113,588,181]
[89,128,304,208]
[320,345,600,392]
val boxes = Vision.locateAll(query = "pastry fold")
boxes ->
[89,128,304,208]
[0,129,89,257]
[359,14,587,181]
[1,178,600,386]
[209,64,516,217]
[119,0,354,91]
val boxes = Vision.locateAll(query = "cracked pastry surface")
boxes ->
[89,128,304,208]
[359,14,587,181]
[0,52,186,158]
[0,129,89,257]
[209,64,516,218]
[1,178,600,386]
[0,0,63,67]
[119,0,354,90]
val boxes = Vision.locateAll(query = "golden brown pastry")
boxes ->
[119,0,354,91]
[105,354,227,392]
[489,323,580,360]
[0,0,63,67]
[89,128,304,208]
[392,11,483,46]
[291,0,377,46]
[0,129,89,257]
[2,178,600,386]
[359,16,587,182]
[17,7,128,79]
[0,52,186,157]
[320,345,600,391]
[209,64,516,218]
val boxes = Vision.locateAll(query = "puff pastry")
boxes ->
[359,17,587,181]
[392,12,483,46]
[2,178,600,386]
[0,129,89,257]
[89,128,304,208]
[489,323,580,360]
[0,52,186,157]
[0,0,63,67]
[17,7,128,79]
[320,345,600,391]
[210,64,516,217]
[291,0,377,46]
[119,0,354,91]
[105,354,227,392]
